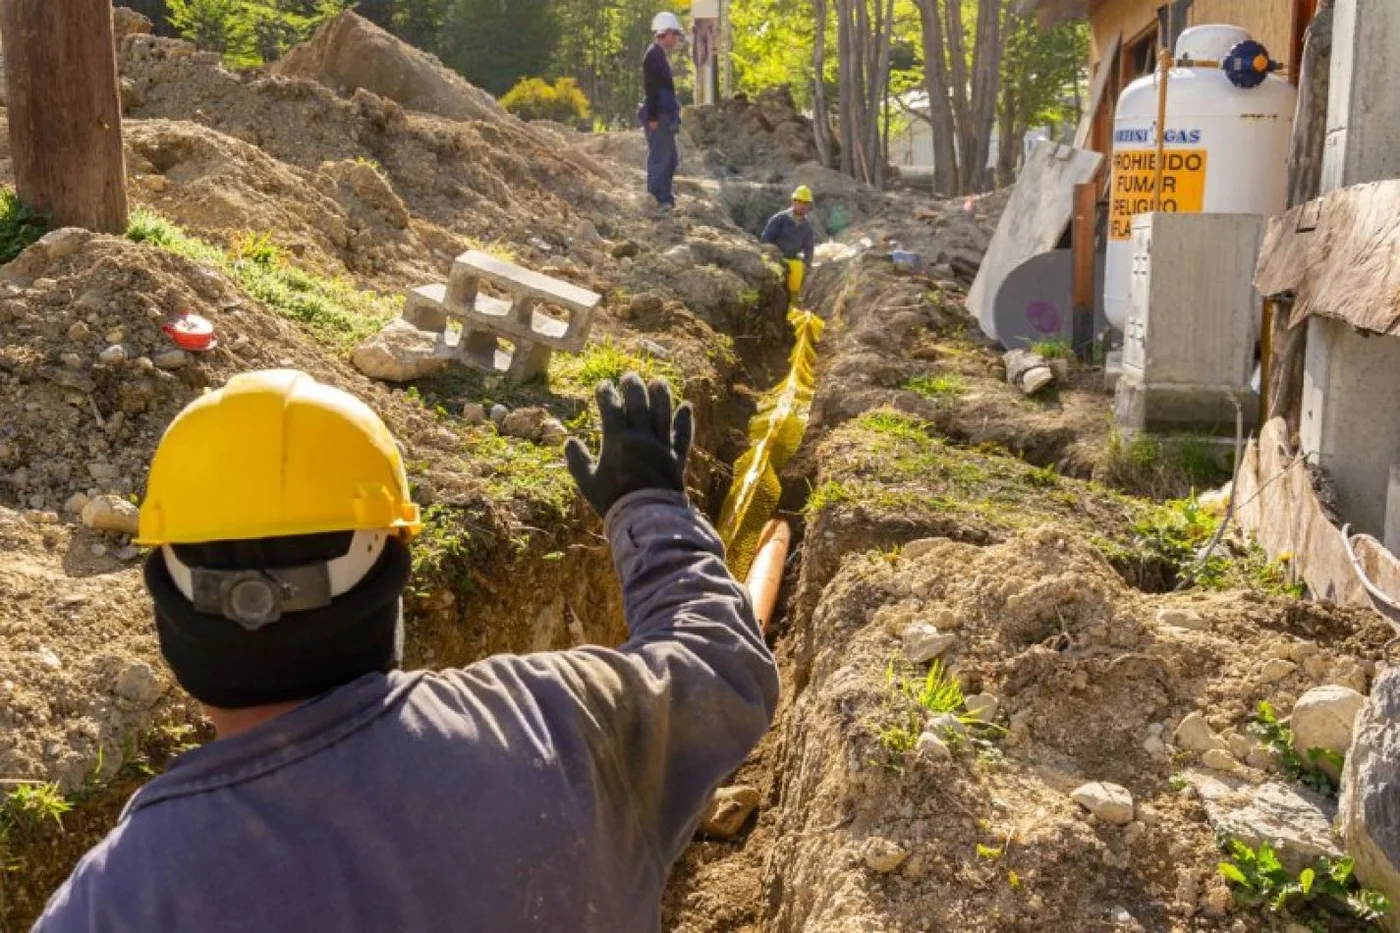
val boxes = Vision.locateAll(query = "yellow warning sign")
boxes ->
[1108,149,1208,240]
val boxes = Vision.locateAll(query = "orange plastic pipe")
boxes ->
[745,519,791,635]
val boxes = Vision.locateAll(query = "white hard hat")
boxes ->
[652,11,684,34]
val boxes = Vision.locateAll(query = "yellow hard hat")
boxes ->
[137,370,422,547]
[791,185,814,203]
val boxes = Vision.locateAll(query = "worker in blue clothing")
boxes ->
[33,368,779,933]
[640,11,685,210]
[762,185,818,302]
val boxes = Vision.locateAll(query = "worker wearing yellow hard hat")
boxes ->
[760,185,817,303]
[36,368,777,932]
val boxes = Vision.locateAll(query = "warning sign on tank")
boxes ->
[1108,149,1207,240]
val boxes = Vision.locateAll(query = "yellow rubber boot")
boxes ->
[786,259,806,305]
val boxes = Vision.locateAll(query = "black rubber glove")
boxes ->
[564,372,694,519]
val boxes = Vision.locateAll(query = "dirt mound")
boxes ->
[272,11,502,124]
[764,528,1385,932]
[685,86,823,179]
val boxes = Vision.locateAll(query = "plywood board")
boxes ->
[1235,417,1368,606]
[969,141,1103,340]
[1075,31,1121,150]
[1191,0,1297,70]
[1254,179,1400,336]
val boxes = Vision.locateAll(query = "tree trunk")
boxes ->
[865,0,896,188]
[996,80,1018,187]
[836,0,855,176]
[1268,0,1334,432]
[913,0,957,195]
[964,0,1003,193]
[813,0,834,168]
[1,0,128,233]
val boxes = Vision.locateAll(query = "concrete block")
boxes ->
[402,284,448,333]
[1301,317,1400,538]
[1116,213,1262,433]
[448,250,600,351]
[1387,465,1400,555]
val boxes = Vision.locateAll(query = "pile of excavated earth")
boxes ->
[2,10,1396,933]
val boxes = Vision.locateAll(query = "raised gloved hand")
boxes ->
[564,372,694,519]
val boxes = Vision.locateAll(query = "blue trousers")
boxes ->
[646,122,679,206]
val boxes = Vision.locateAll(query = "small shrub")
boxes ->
[1029,338,1072,360]
[1252,701,1342,797]
[500,76,592,126]
[0,188,48,265]
[2,782,72,831]
[1219,838,1391,923]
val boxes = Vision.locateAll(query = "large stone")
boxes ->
[351,319,452,383]
[902,623,955,664]
[861,837,908,873]
[1175,712,1228,753]
[1292,685,1366,779]
[113,662,162,706]
[700,785,760,839]
[1071,782,1134,826]
[1340,667,1400,931]
[1191,772,1342,876]
[80,495,140,535]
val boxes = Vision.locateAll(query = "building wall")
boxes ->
[1089,0,1299,82]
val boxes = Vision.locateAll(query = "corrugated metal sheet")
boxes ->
[1255,180,1400,337]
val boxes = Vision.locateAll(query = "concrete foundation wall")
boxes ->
[1300,317,1400,539]
[1321,0,1400,191]
[1386,465,1400,554]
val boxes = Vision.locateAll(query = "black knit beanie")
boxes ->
[144,533,411,709]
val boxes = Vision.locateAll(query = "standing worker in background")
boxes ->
[641,11,685,211]
[761,186,817,303]
[34,369,778,933]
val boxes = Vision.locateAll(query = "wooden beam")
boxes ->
[1070,181,1096,358]
[0,0,128,233]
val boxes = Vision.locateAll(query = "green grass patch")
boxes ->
[471,428,575,520]
[551,338,682,395]
[903,373,967,403]
[1096,428,1231,499]
[1029,338,1072,360]
[871,659,1000,773]
[0,188,48,266]
[126,209,397,350]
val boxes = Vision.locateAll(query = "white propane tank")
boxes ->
[1104,25,1297,332]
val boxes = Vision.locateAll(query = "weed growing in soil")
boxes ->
[1028,338,1072,360]
[552,339,682,396]
[2,783,72,832]
[127,209,397,349]
[903,373,967,403]
[872,659,989,772]
[1097,429,1229,499]
[0,188,47,265]
[1251,701,1343,797]
[1219,839,1391,925]
[1130,496,1231,588]
[473,429,575,520]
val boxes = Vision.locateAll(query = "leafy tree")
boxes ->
[440,0,557,96]
[166,0,254,59]
[996,11,1087,183]
[166,0,346,64]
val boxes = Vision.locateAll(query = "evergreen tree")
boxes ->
[440,0,557,96]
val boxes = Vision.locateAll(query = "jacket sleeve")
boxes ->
[802,222,815,266]
[459,490,779,864]
[643,46,663,122]
[759,212,783,246]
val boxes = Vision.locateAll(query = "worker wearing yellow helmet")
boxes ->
[761,185,817,301]
[35,369,778,932]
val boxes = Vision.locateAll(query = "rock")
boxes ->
[573,220,603,246]
[537,417,569,447]
[1071,782,1135,826]
[964,693,1000,723]
[1143,735,1168,758]
[499,407,553,443]
[119,76,144,112]
[861,837,908,873]
[153,349,190,370]
[1124,821,1147,845]
[915,731,952,761]
[1202,749,1239,772]
[460,403,487,425]
[1339,667,1400,924]
[902,623,955,663]
[87,462,118,484]
[37,227,91,262]
[1175,712,1229,752]
[1292,685,1365,779]
[68,321,91,342]
[60,352,83,368]
[901,538,940,561]
[116,545,141,562]
[1227,733,1254,760]
[80,495,140,535]
[64,492,90,515]
[489,404,509,426]
[91,542,108,558]
[114,662,162,706]
[351,319,451,383]
[700,785,760,839]
[98,344,128,365]
[1260,658,1298,682]
[928,712,967,740]
[611,240,641,259]
[112,6,154,37]
[36,647,61,669]
[1247,745,1282,771]
[664,244,695,263]
[639,338,671,360]
[1157,607,1209,631]
[1192,773,1341,875]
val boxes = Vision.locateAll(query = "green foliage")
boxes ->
[730,0,824,108]
[1029,338,1072,360]
[903,373,966,403]
[442,0,558,96]
[1097,430,1229,499]
[1219,839,1392,924]
[500,76,592,125]
[1252,701,1342,797]
[551,338,681,395]
[0,188,47,266]
[166,0,347,65]
[127,209,395,349]
[872,658,995,772]
[1,784,72,832]
[1130,495,1230,588]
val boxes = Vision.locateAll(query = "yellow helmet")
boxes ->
[791,185,814,204]
[137,370,422,547]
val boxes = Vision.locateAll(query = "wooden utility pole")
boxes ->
[1070,181,1097,359]
[1,0,128,233]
